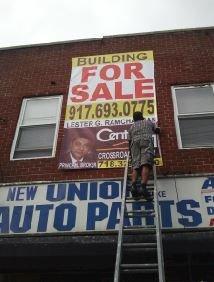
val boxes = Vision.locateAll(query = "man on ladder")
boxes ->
[128,111,160,201]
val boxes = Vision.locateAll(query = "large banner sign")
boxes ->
[0,177,213,235]
[58,51,162,170]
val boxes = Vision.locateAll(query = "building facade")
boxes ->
[0,27,214,282]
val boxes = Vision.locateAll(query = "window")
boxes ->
[11,96,62,160]
[172,84,214,149]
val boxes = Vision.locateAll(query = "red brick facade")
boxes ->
[0,28,214,183]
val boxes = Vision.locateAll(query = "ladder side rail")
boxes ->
[114,153,129,282]
[153,163,166,282]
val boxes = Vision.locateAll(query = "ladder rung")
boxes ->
[127,183,154,188]
[126,192,154,198]
[148,182,154,185]
[121,263,158,269]
[121,269,158,274]
[125,197,148,203]
[125,210,155,218]
[126,209,154,214]
[127,178,154,183]
[123,227,156,235]
[126,190,154,197]
[124,225,156,230]
[123,243,157,248]
[125,214,155,218]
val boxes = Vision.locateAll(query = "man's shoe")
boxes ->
[139,184,153,202]
[130,183,139,199]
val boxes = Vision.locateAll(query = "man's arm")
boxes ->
[128,140,131,153]
[154,126,160,134]
[150,120,160,134]
[127,129,132,160]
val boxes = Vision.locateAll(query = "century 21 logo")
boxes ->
[97,128,128,142]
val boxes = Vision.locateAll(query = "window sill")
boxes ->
[10,155,55,161]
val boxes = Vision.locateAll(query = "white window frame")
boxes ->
[172,84,214,149]
[10,95,63,160]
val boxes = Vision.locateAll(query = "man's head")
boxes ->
[70,137,92,160]
[133,111,144,121]
[67,128,95,161]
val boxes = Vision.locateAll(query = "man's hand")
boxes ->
[154,127,160,134]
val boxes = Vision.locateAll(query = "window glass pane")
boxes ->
[15,124,56,151]
[176,86,214,114]
[179,116,214,148]
[22,98,59,125]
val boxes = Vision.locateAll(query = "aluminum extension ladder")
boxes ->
[114,154,165,281]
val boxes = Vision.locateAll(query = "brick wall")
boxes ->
[0,28,214,183]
